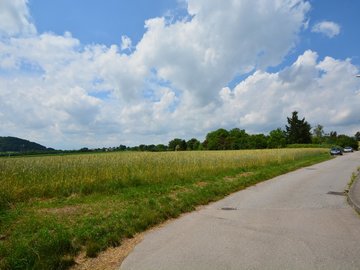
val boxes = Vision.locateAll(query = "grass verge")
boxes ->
[347,166,360,191]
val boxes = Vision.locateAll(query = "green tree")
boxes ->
[312,124,325,144]
[248,134,268,149]
[146,144,156,152]
[355,131,360,141]
[267,128,286,148]
[205,128,230,150]
[155,144,168,151]
[138,144,146,151]
[324,131,338,144]
[228,128,249,149]
[186,138,200,150]
[336,135,358,150]
[168,138,182,151]
[168,138,187,151]
[118,145,127,151]
[285,111,312,144]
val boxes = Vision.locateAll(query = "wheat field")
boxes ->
[1,148,326,210]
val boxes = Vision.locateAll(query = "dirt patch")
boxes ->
[223,172,254,182]
[237,172,255,177]
[70,234,144,270]
[168,186,192,199]
[39,205,82,215]
[194,181,208,187]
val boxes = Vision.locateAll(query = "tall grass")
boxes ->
[0,149,330,269]
[1,149,324,210]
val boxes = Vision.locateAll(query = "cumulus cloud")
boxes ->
[131,0,310,105]
[0,0,358,149]
[0,0,36,37]
[311,21,341,38]
[217,50,360,135]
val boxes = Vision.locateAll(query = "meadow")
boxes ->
[0,148,330,269]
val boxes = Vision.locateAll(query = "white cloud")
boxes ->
[0,0,36,37]
[216,50,360,135]
[132,0,310,105]
[0,0,359,149]
[311,21,341,38]
[120,35,132,51]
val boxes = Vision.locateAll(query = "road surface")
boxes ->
[121,151,360,270]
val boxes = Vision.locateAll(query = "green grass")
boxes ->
[0,149,331,269]
[348,166,360,190]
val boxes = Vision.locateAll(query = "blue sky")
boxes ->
[297,1,360,64]
[0,0,359,149]
[29,0,183,47]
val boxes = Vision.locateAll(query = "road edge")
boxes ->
[347,169,360,214]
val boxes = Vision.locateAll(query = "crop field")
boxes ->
[0,148,330,269]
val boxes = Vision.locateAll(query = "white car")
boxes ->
[343,146,353,153]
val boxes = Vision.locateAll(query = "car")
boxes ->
[330,147,343,156]
[343,146,353,153]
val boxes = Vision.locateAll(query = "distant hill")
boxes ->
[0,136,53,152]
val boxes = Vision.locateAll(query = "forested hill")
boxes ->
[0,136,53,152]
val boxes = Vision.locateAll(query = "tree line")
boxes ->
[108,111,358,152]
[2,112,359,156]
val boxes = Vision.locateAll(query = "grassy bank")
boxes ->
[0,149,330,269]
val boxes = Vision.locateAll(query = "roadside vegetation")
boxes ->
[0,148,331,269]
[348,166,360,190]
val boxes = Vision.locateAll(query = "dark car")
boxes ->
[330,147,343,156]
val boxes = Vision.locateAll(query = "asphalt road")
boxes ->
[120,151,360,270]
